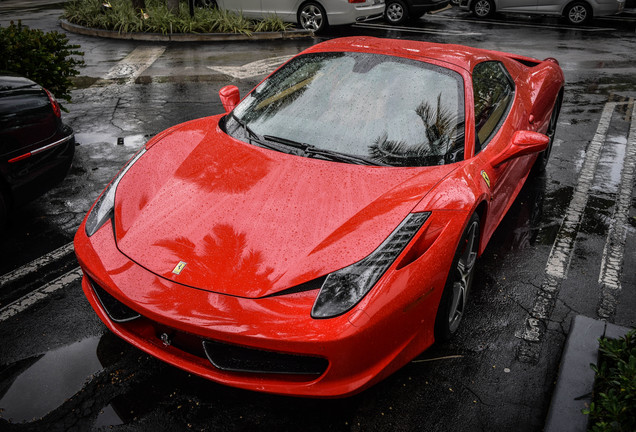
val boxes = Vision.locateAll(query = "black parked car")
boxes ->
[0,75,75,227]
[384,0,450,24]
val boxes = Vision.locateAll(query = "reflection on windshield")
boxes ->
[228,52,465,167]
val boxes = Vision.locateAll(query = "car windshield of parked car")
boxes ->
[226,52,465,167]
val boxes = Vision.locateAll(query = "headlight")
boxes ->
[311,212,430,319]
[85,149,147,237]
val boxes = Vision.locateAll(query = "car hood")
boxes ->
[114,116,457,298]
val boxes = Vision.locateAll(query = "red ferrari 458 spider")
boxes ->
[74,37,564,398]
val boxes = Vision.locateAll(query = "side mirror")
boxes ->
[219,85,240,113]
[491,130,549,167]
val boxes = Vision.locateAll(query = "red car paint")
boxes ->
[74,37,564,397]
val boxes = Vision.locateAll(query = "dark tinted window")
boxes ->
[472,61,514,153]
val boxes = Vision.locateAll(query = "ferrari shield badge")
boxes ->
[172,261,187,275]
[480,170,491,188]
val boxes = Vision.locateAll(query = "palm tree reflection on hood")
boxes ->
[369,94,460,167]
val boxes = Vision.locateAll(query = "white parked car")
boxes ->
[215,0,386,33]
[458,0,625,24]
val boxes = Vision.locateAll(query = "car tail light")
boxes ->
[44,88,61,118]
[349,0,366,3]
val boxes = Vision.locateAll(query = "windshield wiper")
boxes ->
[263,134,386,166]
[305,147,387,166]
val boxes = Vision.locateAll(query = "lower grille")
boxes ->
[89,277,141,323]
[202,340,328,376]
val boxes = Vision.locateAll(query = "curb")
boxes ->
[60,19,313,42]
[544,315,632,432]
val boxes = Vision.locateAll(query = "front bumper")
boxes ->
[75,209,464,397]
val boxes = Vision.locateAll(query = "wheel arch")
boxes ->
[473,200,488,256]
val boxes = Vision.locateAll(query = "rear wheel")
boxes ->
[385,0,409,25]
[565,1,591,24]
[434,213,480,341]
[298,2,328,33]
[535,96,562,172]
[472,0,495,17]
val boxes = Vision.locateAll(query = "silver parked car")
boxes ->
[459,0,625,24]
[215,0,386,33]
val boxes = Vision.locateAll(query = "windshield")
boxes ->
[226,52,465,167]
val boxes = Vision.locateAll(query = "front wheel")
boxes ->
[564,1,591,25]
[434,213,480,341]
[298,2,328,33]
[385,0,409,25]
[472,0,495,17]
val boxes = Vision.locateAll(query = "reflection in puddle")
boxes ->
[0,336,103,423]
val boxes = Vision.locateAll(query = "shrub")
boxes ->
[63,0,293,35]
[583,330,636,432]
[0,21,84,107]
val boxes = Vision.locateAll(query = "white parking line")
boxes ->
[0,268,82,323]
[427,14,613,31]
[0,241,74,289]
[353,22,482,36]
[517,102,616,361]
[598,104,636,319]
[208,55,294,80]
[104,46,167,82]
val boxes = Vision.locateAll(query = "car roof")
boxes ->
[303,37,524,73]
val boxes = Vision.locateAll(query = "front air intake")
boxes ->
[202,340,328,376]
[89,277,141,323]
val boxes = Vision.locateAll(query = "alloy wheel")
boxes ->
[386,3,405,23]
[448,219,479,332]
[300,5,323,31]
[568,5,587,24]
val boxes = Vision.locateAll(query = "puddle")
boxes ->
[0,336,103,423]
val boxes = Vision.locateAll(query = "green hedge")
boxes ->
[63,0,293,35]
[0,21,84,107]
[583,330,636,432]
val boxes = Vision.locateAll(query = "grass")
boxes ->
[63,0,294,35]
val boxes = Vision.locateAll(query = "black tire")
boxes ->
[0,192,7,231]
[298,2,328,33]
[472,0,495,18]
[535,95,562,172]
[564,1,591,24]
[385,0,409,25]
[434,213,480,341]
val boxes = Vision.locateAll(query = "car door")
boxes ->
[216,0,264,18]
[263,0,298,22]
[535,0,562,13]
[496,0,537,13]
[471,61,533,235]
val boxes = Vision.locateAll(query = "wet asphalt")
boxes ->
[0,1,635,431]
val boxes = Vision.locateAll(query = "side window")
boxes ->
[472,61,514,153]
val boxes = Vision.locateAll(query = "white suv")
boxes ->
[459,0,625,24]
